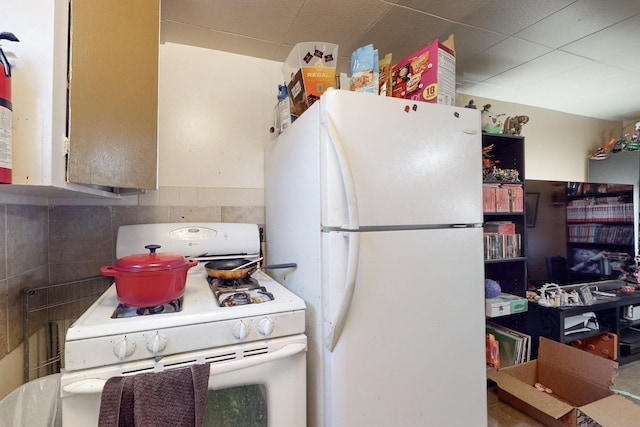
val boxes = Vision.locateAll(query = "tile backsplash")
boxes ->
[0,198,264,363]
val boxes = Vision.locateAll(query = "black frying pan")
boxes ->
[205,259,296,280]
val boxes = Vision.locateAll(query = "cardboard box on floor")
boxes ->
[487,337,640,426]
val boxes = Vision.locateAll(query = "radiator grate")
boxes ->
[22,276,112,383]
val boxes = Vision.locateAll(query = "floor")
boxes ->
[486,359,640,426]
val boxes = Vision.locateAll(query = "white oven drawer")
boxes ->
[61,334,307,427]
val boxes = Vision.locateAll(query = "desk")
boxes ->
[527,284,640,364]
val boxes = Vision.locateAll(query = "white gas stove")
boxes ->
[61,223,308,427]
[63,223,306,372]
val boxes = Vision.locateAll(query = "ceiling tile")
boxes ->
[561,14,640,70]
[162,0,305,42]
[283,0,392,52]
[344,8,447,66]
[441,23,506,59]
[161,21,282,60]
[537,62,629,93]
[397,0,492,22]
[400,0,575,35]
[515,0,640,48]
[454,0,576,35]
[459,37,551,82]
[484,50,591,87]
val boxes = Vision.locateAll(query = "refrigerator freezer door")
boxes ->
[322,227,488,427]
[319,90,482,229]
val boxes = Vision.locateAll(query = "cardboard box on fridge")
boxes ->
[391,35,456,105]
[283,42,338,118]
[487,337,640,427]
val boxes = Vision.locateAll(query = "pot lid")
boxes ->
[113,244,189,272]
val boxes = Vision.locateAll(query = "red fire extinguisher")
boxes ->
[0,32,19,184]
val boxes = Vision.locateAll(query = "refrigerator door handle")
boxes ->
[322,112,360,351]
[321,112,360,231]
[325,231,360,352]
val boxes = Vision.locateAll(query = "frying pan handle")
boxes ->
[262,263,297,270]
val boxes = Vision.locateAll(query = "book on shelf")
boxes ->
[566,199,634,222]
[486,322,531,367]
[486,333,501,369]
[484,232,521,260]
[567,223,634,245]
[484,221,516,234]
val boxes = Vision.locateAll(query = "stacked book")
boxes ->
[483,221,522,260]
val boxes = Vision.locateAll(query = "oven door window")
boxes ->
[204,384,267,427]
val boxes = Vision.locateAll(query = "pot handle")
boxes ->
[100,266,117,277]
[145,244,161,253]
[187,259,198,267]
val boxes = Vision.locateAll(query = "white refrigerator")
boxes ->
[265,89,487,427]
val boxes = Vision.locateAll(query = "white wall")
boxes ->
[456,94,622,182]
[156,43,624,193]
[158,43,283,192]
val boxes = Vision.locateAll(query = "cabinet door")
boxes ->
[68,0,159,190]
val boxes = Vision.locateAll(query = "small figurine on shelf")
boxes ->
[481,104,504,134]
[623,122,640,151]
[588,137,617,160]
[503,115,529,135]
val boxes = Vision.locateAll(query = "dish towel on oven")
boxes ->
[98,363,210,427]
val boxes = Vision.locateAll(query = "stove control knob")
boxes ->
[258,317,275,336]
[232,320,250,340]
[146,332,168,355]
[114,336,136,360]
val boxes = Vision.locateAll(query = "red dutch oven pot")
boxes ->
[100,244,198,307]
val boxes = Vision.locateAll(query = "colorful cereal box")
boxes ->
[391,35,455,105]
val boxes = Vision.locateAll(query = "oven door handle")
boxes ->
[209,341,306,376]
[61,342,307,395]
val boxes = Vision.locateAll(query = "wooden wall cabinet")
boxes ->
[0,0,158,199]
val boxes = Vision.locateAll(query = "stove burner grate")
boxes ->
[207,275,275,307]
[217,288,274,307]
[111,298,183,318]
[207,276,260,290]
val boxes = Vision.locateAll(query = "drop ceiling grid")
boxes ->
[160,0,640,120]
